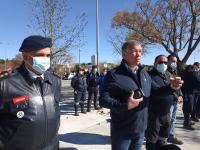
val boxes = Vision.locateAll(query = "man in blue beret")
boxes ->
[0,35,61,150]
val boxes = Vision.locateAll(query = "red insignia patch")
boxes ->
[12,96,29,104]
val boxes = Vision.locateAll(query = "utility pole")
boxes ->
[78,22,81,66]
[96,0,99,71]
[4,43,9,71]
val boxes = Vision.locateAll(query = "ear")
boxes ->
[22,52,28,61]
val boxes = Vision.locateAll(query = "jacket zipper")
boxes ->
[41,93,48,147]
[35,82,48,148]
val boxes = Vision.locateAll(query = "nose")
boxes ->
[136,51,141,57]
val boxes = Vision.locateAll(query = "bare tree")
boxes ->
[111,0,200,68]
[29,0,87,67]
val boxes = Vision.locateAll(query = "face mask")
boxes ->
[32,57,50,74]
[170,62,177,69]
[79,71,84,75]
[93,69,97,72]
[156,64,167,73]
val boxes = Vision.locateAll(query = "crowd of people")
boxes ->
[100,40,200,150]
[0,35,199,150]
[70,40,200,150]
[71,65,107,116]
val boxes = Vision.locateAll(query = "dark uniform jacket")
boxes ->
[71,74,87,92]
[181,66,200,95]
[86,72,99,88]
[100,60,151,134]
[0,63,61,150]
[148,69,176,115]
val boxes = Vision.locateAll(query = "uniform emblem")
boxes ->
[12,96,29,104]
[16,111,24,118]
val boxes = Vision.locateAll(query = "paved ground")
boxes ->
[59,80,200,150]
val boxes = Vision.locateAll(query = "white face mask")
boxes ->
[170,62,177,69]
[156,64,167,73]
[79,71,84,75]
[32,57,50,74]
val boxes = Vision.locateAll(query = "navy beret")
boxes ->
[19,35,52,52]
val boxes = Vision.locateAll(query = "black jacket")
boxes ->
[87,72,99,88]
[148,69,176,115]
[71,74,87,92]
[100,60,151,134]
[181,66,200,95]
[0,64,61,150]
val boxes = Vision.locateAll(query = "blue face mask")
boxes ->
[170,62,177,69]
[156,64,167,73]
[32,57,50,74]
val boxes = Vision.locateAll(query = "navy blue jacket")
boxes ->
[71,74,87,92]
[100,60,151,134]
[87,72,99,88]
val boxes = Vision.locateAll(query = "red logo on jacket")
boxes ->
[12,96,29,104]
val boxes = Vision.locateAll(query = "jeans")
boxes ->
[111,127,144,150]
[168,102,178,139]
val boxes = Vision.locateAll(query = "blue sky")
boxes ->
[0,0,199,65]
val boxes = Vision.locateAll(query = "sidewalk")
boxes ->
[59,80,200,150]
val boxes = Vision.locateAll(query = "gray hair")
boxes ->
[121,40,142,55]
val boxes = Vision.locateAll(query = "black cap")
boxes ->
[19,35,52,52]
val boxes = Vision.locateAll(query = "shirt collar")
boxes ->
[26,66,44,79]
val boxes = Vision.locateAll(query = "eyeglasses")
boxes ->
[158,61,168,64]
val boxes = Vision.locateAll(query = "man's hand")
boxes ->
[128,91,143,110]
[170,76,184,90]
[177,96,183,103]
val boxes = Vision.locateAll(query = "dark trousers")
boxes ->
[183,94,195,124]
[197,96,200,116]
[111,126,144,150]
[146,112,171,143]
[74,90,86,111]
[74,90,86,103]
[191,94,200,119]
[87,86,99,109]
[146,112,170,150]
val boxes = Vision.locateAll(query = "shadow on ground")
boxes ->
[59,132,110,145]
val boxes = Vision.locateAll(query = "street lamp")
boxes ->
[96,0,99,71]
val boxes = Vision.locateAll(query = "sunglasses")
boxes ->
[158,61,168,64]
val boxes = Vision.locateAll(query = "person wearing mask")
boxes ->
[71,66,87,116]
[146,55,184,150]
[0,35,61,150]
[86,65,100,112]
[166,54,183,145]
[182,64,200,130]
[100,41,183,150]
